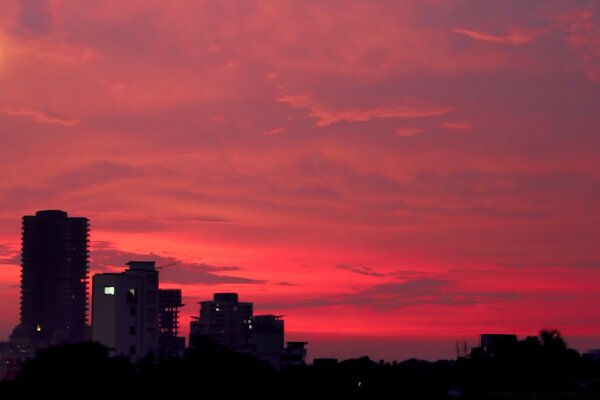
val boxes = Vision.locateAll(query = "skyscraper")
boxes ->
[10,210,89,345]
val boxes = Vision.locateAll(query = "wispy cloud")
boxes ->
[557,10,600,84]
[395,127,424,137]
[442,121,474,132]
[273,277,522,310]
[500,261,600,270]
[277,93,452,127]
[0,244,19,265]
[263,128,285,135]
[453,28,544,45]
[0,107,79,126]
[90,241,266,285]
[336,264,385,277]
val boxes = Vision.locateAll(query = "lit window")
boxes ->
[104,286,115,295]
[35,324,41,332]
[127,288,137,303]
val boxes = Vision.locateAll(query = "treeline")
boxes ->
[2,330,600,398]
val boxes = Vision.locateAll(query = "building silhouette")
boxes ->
[253,315,284,369]
[92,261,159,360]
[190,293,253,353]
[282,341,308,367]
[470,333,518,358]
[10,210,89,345]
[190,292,306,369]
[158,289,185,355]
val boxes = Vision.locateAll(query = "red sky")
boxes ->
[1,0,600,361]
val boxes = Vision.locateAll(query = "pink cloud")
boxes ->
[263,128,284,135]
[442,121,474,132]
[453,28,545,45]
[277,93,453,127]
[557,9,600,83]
[395,127,424,137]
[0,106,79,126]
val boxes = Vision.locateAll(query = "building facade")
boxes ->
[253,315,284,369]
[10,210,89,345]
[92,261,159,360]
[158,289,185,355]
[190,293,253,353]
[281,342,308,367]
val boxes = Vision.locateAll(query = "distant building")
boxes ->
[158,289,185,355]
[0,342,34,380]
[190,292,307,369]
[92,261,159,360]
[10,210,89,346]
[281,341,308,367]
[472,334,518,358]
[253,315,284,369]
[583,349,600,362]
[190,293,253,353]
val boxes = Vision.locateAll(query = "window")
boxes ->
[104,286,115,295]
[127,288,136,303]
[129,307,136,316]
[129,326,136,335]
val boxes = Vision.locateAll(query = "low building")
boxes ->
[0,342,34,380]
[473,334,518,358]
[158,289,185,355]
[190,293,253,353]
[92,261,159,360]
[281,341,308,367]
[253,315,284,369]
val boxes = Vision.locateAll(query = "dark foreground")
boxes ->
[2,331,600,399]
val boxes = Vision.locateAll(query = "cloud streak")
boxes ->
[0,107,79,126]
[336,264,385,277]
[0,244,19,265]
[277,93,453,127]
[90,241,265,286]
[453,28,543,45]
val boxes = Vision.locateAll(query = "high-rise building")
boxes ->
[158,289,185,355]
[253,315,284,369]
[92,261,159,360]
[10,210,89,345]
[190,293,253,353]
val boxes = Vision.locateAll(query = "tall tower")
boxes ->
[11,210,89,345]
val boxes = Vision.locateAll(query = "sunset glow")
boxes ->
[1,1,600,361]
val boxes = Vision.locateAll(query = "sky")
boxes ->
[1,0,600,361]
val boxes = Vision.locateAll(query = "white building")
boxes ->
[92,261,159,360]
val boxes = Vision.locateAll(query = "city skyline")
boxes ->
[1,1,600,361]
